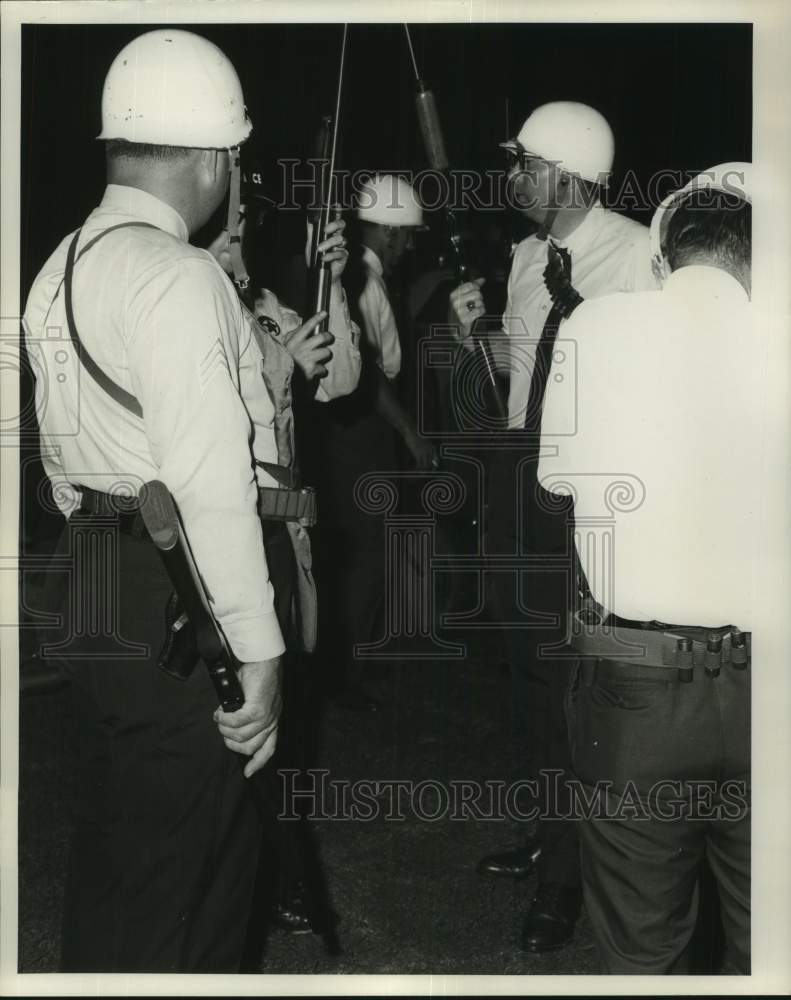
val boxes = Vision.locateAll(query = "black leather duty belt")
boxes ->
[570,616,750,683]
[72,485,147,537]
[72,481,316,532]
[257,486,316,528]
[255,461,317,527]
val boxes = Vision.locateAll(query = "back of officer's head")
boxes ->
[664,189,751,293]
[105,140,230,234]
[98,30,252,234]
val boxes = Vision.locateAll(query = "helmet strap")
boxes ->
[225,149,250,291]
[537,207,559,242]
[536,162,564,241]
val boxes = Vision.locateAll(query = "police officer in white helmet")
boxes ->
[354,173,432,404]
[538,165,753,973]
[447,102,660,954]
[316,174,437,709]
[23,29,318,971]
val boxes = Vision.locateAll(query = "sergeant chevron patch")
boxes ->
[199,339,231,391]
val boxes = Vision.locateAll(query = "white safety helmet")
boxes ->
[97,29,252,149]
[356,174,426,228]
[650,162,752,283]
[500,101,615,186]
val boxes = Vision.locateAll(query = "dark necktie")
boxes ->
[523,243,583,434]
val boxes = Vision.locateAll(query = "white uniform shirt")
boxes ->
[24,184,285,662]
[538,266,759,628]
[357,245,401,379]
[499,204,658,428]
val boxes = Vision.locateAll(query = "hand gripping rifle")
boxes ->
[139,481,335,936]
[306,24,348,336]
[139,480,244,712]
[403,24,508,422]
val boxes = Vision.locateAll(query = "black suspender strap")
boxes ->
[63,221,159,419]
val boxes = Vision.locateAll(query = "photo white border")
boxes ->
[2,0,789,995]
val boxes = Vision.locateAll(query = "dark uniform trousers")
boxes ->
[315,401,397,692]
[49,512,299,973]
[566,652,751,973]
[245,521,317,922]
[48,514,261,972]
[487,458,580,888]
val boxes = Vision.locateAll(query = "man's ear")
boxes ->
[197,148,228,186]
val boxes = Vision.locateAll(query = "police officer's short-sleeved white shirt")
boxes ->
[24,184,285,662]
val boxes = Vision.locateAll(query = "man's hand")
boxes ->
[316,218,349,284]
[282,311,333,380]
[404,428,439,471]
[449,277,486,349]
[214,657,282,778]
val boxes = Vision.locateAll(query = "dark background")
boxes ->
[18,17,753,572]
[21,20,752,296]
[17,22,752,972]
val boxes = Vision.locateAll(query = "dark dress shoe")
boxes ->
[476,838,542,878]
[521,882,582,953]
[270,883,314,935]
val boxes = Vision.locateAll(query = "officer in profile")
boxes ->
[23,29,302,972]
[316,173,437,710]
[539,164,754,974]
[447,102,659,953]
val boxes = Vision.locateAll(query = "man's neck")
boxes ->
[106,168,198,235]
[548,205,595,242]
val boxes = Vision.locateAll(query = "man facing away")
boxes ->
[22,28,356,972]
[539,163,754,973]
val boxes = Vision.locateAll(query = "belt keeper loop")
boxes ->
[730,629,748,669]
[676,637,694,683]
[705,632,722,677]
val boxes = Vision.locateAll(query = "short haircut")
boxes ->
[104,139,193,163]
[663,189,751,274]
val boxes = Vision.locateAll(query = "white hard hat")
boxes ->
[500,101,614,185]
[97,29,252,148]
[650,162,752,282]
[356,174,426,227]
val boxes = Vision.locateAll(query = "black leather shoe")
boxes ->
[476,838,542,879]
[521,882,582,953]
[270,883,314,935]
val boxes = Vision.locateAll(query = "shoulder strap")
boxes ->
[63,222,159,419]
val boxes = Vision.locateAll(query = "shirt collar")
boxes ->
[99,184,190,242]
[664,264,749,303]
[361,244,384,276]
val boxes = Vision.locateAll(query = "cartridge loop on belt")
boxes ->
[570,621,751,673]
